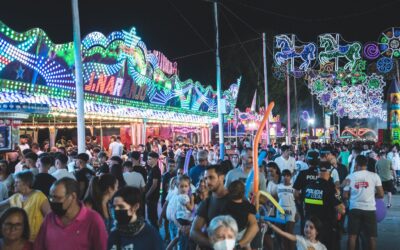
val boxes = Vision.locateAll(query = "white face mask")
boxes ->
[213,239,236,250]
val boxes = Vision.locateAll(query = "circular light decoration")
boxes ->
[272,63,287,80]
[376,57,393,73]
[363,42,380,60]
[378,27,400,58]
[291,67,305,78]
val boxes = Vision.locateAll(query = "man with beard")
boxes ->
[190,164,258,249]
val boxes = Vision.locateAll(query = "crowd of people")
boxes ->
[0,134,397,250]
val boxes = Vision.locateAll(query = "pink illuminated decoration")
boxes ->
[341,128,377,138]
[152,50,178,75]
[172,127,200,134]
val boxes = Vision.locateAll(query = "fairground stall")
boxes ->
[0,21,240,150]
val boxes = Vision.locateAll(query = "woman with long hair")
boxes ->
[84,174,118,232]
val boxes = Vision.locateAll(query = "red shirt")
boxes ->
[33,203,107,250]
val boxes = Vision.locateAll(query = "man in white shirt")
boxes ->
[122,161,145,190]
[274,145,296,174]
[343,155,384,250]
[52,153,76,180]
[18,135,30,152]
[387,145,400,185]
[108,135,123,157]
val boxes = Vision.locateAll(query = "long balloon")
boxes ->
[253,102,275,194]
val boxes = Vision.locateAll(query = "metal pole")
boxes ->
[323,107,326,143]
[262,33,270,146]
[213,1,225,159]
[311,94,315,137]
[286,64,291,145]
[338,116,341,140]
[71,0,85,153]
[294,76,299,146]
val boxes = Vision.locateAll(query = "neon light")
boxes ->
[274,34,316,71]
[0,21,240,117]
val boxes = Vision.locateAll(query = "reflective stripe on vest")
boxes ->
[304,198,323,205]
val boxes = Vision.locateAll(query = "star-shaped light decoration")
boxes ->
[16,65,25,80]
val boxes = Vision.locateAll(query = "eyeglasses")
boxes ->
[2,222,23,230]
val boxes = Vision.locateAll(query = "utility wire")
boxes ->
[171,37,261,60]
[220,9,259,74]
[219,2,260,35]
[219,2,275,56]
[167,0,211,48]
[224,0,400,23]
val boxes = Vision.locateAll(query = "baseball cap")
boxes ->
[318,161,332,172]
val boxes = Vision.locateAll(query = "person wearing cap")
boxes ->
[74,153,95,200]
[303,161,345,250]
[145,151,161,228]
[293,151,320,230]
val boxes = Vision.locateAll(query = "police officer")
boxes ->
[303,161,345,250]
[293,151,320,230]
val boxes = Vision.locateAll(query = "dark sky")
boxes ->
[1,0,400,111]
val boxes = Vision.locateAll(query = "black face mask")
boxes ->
[50,201,68,217]
[115,209,132,225]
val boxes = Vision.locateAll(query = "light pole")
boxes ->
[71,0,85,153]
[212,1,225,160]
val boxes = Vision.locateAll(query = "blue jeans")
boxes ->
[169,221,178,241]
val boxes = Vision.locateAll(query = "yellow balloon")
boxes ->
[259,190,285,215]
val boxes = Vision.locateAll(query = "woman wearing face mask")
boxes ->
[84,174,118,232]
[107,186,163,250]
[207,215,238,250]
[0,171,50,241]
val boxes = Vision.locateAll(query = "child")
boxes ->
[277,169,297,250]
[267,216,327,250]
[175,175,194,226]
[226,180,256,250]
[167,175,194,250]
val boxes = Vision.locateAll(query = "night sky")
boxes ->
[1,0,400,113]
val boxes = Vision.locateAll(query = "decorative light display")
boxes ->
[307,60,386,119]
[318,34,362,71]
[0,91,215,125]
[376,57,393,73]
[273,34,316,71]
[363,42,380,60]
[0,21,240,124]
[378,27,400,58]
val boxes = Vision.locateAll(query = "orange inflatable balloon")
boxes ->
[253,102,275,195]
